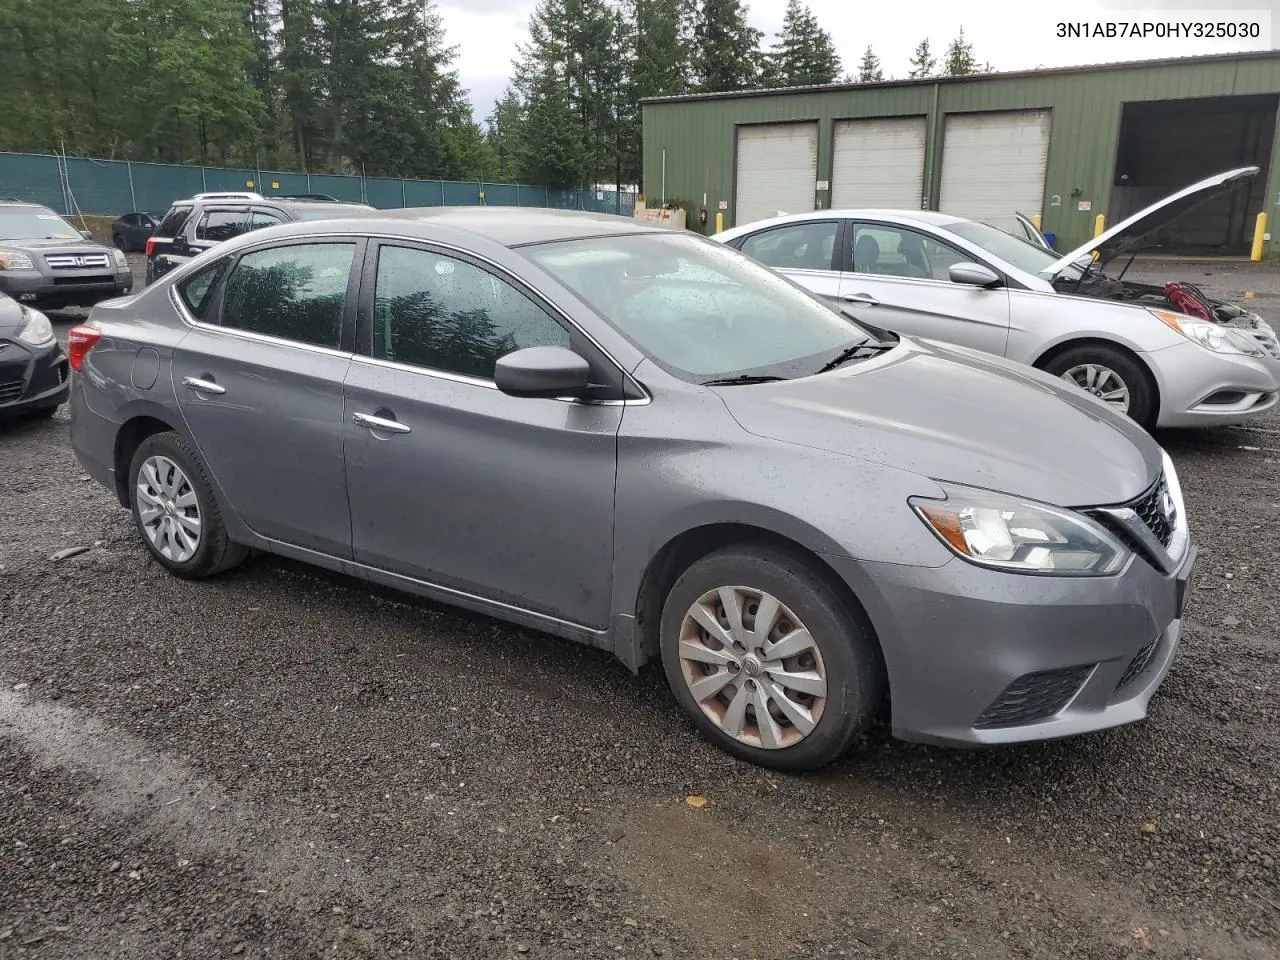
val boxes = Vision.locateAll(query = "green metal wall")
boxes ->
[642,54,1280,255]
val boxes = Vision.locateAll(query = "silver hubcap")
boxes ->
[136,455,202,563]
[1061,363,1131,414]
[678,586,827,751]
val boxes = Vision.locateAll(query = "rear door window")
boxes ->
[196,209,250,243]
[219,242,357,349]
[155,205,192,238]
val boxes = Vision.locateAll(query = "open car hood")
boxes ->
[1044,166,1259,278]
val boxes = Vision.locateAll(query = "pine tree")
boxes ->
[857,45,883,83]
[943,27,977,76]
[907,38,936,79]
[762,0,840,87]
[691,0,763,93]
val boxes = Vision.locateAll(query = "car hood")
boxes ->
[714,338,1162,508]
[1044,166,1259,278]
[0,292,24,336]
[0,237,109,254]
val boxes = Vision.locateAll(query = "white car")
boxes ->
[714,167,1280,430]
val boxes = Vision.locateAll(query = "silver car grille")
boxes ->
[45,253,110,270]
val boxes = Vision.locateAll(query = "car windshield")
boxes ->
[524,231,871,381]
[942,220,1069,277]
[0,208,84,241]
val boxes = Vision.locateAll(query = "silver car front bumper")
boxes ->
[1147,338,1280,427]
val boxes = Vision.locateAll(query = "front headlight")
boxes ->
[16,307,54,347]
[112,248,129,268]
[0,251,35,270]
[911,485,1130,576]
[1148,308,1264,357]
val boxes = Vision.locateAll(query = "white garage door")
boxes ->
[735,123,818,226]
[831,117,927,209]
[939,109,1052,232]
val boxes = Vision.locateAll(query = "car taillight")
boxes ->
[145,237,155,257]
[67,326,102,371]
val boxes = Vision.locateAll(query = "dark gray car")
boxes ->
[67,209,1197,771]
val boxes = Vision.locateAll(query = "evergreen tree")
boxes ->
[857,45,884,83]
[907,38,936,79]
[942,27,977,76]
[691,0,763,93]
[762,0,840,87]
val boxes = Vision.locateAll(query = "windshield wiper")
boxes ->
[700,374,787,386]
[815,340,893,374]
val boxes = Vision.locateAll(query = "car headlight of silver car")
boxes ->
[1148,307,1264,357]
[0,251,35,270]
[910,485,1130,576]
[16,307,55,347]
[113,248,129,268]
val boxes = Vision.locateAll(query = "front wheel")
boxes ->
[659,546,885,772]
[1043,345,1156,430]
[128,431,247,579]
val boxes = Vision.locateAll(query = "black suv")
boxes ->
[0,200,133,310]
[145,192,374,284]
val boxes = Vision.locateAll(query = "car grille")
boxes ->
[52,274,114,285]
[1132,476,1175,549]
[974,665,1093,729]
[1117,635,1159,690]
[0,379,25,403]
[45,253,110,270]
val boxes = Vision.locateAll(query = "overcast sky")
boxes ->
[440,0,1278,124]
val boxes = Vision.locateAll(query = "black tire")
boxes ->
[112,233,126,250]
[1042,344,1156,430]
[659,545,885,773]
[128,431,248,579]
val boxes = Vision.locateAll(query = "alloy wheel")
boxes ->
[1060,363,1131,414]
[136,455,202,563]
[677,585,827,750]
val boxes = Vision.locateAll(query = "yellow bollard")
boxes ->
[1093,214,1105,237]
[715,211,724,234]
[1031,214,1041,230]
[1251,211,1267,262]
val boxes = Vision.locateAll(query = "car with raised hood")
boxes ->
[0,200,133,311]
[0,292,68,419]
[68,208,1195,771]
[714,167,1279,431]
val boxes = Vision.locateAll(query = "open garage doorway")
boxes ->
[1110,94,1277,256]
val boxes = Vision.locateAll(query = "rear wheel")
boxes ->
[659,546,884,772]
[128,431,247,579]
[112,233,126,250]
[1043,344,1156,430]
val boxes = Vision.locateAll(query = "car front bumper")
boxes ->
[1149,339,1279,427]
[829,543,1196,747]
[0,268,133,309]
[0,337,71,417]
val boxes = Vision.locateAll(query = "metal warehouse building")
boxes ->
[641,51,1280,257]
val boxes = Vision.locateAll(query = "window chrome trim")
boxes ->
[169,286,353,361]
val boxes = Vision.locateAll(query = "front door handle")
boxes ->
[353,411,411,435]
[841,293,880,306]
[182,376,226,395]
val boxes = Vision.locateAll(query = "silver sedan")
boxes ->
[714,169,1280,430]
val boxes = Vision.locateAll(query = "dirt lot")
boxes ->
[1,266,1278,960]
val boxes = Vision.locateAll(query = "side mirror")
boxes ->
[79,229,93,240]
[949,262,1001,287]
[495,346,590,399]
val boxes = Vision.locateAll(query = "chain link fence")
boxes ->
[0,151,638,218]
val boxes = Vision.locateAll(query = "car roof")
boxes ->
[716,208,969,237]
[0,200,52,211]
[248,206,666,247]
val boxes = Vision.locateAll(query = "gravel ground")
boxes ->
[1,265,1278,960]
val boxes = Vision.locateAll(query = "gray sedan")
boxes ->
[68,209,1196,771]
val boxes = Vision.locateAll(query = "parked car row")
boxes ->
[63,204,1196,772]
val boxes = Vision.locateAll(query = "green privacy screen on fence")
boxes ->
[0,151,638,218]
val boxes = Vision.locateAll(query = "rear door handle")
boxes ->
[841,293,880,306]
[182,376,225,395]
[353,411,411,435]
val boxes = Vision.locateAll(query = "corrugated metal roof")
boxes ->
[640,49,1280,105]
